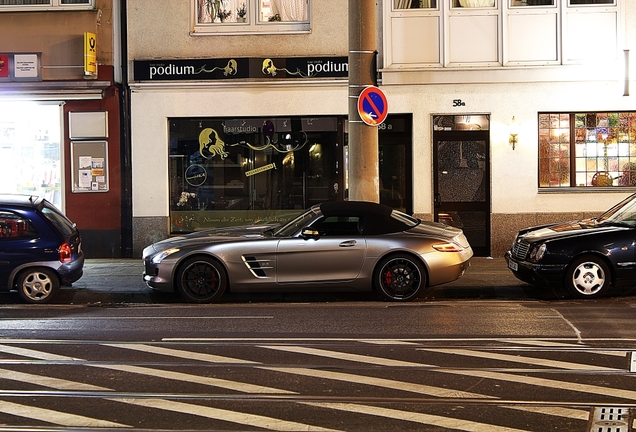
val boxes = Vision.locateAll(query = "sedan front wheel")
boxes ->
[565,255,610,299]
[373,254,426,302]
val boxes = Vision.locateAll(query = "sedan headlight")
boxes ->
[151,247,180,264]
[529,243,547,261]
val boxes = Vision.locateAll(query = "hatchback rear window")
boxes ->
[40,201,76,236]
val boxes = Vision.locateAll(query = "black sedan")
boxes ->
[143,201,473,302]
[505,193,636,298]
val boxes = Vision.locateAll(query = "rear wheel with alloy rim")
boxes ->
[565,255,610,299]
[176,256,227,303]
[373,254,426,302]
[16,267,60,304]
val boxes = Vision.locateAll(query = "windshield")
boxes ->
[390,209,420,228]
[597,194,636,226]
[272,208,319,237]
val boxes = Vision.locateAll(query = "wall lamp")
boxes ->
[509,116,519,150]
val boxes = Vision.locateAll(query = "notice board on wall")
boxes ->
[71,141,108,193]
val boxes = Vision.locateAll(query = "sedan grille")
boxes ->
[511,239,530,260]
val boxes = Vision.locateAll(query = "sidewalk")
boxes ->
[60,257,527,304]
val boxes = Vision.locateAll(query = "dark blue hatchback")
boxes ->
[0,195,84,303]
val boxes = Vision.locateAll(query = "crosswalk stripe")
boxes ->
[438,369,636,400]
[260,345,432,367]
[103,343,260,364]
[260,366,495,399]
[0,343,295,395]
[0,400,129,428]
[300,402,532,432]
[498,339,628,357]
[420,348,621,371]
[0,368,109,391]
[0,344,76,361]
[506,406,590,420]
[96,363,296,394]
[114,398,341,432]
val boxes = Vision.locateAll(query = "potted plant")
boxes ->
[217,8,231,22]
[236,3,247,22]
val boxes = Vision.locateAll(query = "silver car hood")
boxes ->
[147,224,279,253]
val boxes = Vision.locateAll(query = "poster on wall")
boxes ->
[71,141,109,193]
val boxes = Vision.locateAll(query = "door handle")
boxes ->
[434,193,442,208]
[339,240,357,247]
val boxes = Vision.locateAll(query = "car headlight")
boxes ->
[151,247,180,264]
[529,243,547,261]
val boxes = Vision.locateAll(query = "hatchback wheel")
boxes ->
[565,255,610,299]
[17,267,60,304]
[374,254,426,302]
[176,256,227,303]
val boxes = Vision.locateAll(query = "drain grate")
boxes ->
[589,407,631,432]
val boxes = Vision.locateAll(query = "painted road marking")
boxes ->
[103,343,259,364]
[259,345,433,367]
[259,366,496,399]
[300,402,531,432]
[114,398,341,432]
[0,400,129,428]
[420,348,621,371]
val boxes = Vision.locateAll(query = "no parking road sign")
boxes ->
[357,85,388,126]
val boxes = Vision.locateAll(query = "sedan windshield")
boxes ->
[597,194,636,227]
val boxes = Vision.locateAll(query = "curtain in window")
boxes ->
[270,0,307,21]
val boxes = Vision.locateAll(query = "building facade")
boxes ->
[127,0,635,257]
[0,0,127,258]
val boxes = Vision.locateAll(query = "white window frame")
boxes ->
[0,0,94,12]
[191,0,310,35]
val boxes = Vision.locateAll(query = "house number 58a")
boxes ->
[453,99,466,107]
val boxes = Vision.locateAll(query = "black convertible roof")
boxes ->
[318,201,414,235]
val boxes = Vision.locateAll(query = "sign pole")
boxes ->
[348,0,379,203]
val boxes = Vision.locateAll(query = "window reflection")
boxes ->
[169,116,338,233]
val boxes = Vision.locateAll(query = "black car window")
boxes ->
[0,211,38,239]
[312,216,362,236]
[40,201,76,236]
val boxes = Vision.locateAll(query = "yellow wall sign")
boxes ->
[84,32,97,77]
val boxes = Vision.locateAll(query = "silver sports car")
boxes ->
[142,201,473,302]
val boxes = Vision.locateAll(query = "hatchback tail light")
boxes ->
[59,243,72,263]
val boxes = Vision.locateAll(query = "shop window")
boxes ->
[538,112,636,188]
[0,0,93,10]
[193,0,310,34]
[0,102,62,208]
[169,116,341,233]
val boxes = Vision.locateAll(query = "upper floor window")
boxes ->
[510,0,554,6]
[393,0,437,8]
[0,0,93,11]
[569,0,614,4]
[539,112,636,188]
[193,0,310,35]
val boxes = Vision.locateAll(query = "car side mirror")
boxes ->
[301,228,320,239]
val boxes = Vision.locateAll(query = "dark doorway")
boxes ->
[433,115,490,256]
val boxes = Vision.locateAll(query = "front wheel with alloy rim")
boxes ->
[16,267,60,304]
[373,254,426,302]
[565,255,611,299]
[176,256,227,303]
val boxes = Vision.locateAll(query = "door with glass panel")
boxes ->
[433,115,490,256]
